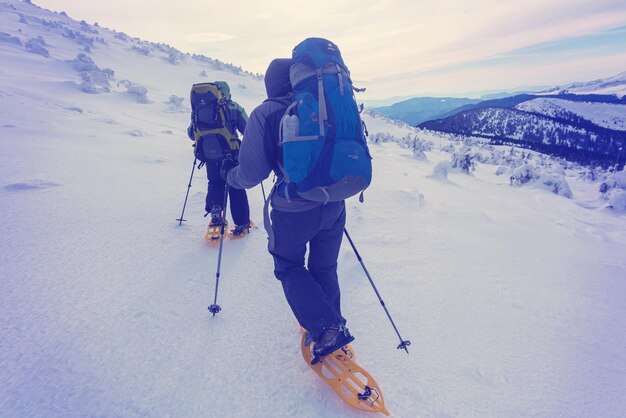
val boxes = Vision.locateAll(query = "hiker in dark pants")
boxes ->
[187,81,251,235]
[223,58,352,358]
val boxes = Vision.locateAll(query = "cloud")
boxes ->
[185,32,234,43]
[35,0,626,98]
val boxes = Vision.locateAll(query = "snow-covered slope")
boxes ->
[516,98,626,131]
[421,106,625,165]
[2,1,626,417]
[538,71,626,98]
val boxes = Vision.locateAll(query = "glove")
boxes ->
[220,156,238,181]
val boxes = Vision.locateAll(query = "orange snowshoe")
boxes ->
[205,220,228,243]
[301,330,389,415]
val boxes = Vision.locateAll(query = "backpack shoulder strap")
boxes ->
[264,95,293,107]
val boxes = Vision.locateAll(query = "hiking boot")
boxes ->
[230,222,251,236]
[312,323,354,362]
[209,204,224,226]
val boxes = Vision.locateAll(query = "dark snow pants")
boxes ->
[205,156,250,226]
[269,201,346,340]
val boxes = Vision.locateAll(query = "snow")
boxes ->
[2,1,626,417]
[537,71,626,98]
[517,98,626,131]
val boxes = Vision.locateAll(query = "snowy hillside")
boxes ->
[420,92,626,168]
[538,71,626,98]
[2,1,626,417]
[516,98,626,131]
[421,105,625,166]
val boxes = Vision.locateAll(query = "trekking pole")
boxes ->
[261,181,267,201]
[176,157,198,225]
[208,180,230,317]
[344,228,411,353]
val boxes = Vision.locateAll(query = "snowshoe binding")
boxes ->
[205,205,228,242]
[228,221,254,239]
[311,323,354,365]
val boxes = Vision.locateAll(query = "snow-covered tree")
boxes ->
[600,169,626,211]
[450,145,475,174]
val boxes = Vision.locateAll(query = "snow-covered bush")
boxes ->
[428,161,451,181]
[199,70,208,78]
[192,54,215,65]
[536,173,573,198]
[578,167,604,182]
[410,136,431,160]
[67,54,114,93]
[114,32,131,42]
[510,163,538,186]
[131,44,151,56]
[165,95,186,112]
[510,163,572,197]
[68,53,101,72]
[495,166,509,176]
[412,147,427,161]
[79,20,98,34]
[607,190,626,212]
[369,132,398,144]
[0,32,22,46]
[600,169,626,211]
[470,148,491,164]
[412,136,433,151]
[238,83,247,90]
[79,72,108,94]
[599,169,626,194]
[25,36,49,57]
[61,28,96,48]
[118,80,150,103]
[441,144,455,153]
[450,145,475,174]
[166,50,185,65]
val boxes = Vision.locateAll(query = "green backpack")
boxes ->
[189,82,239,161]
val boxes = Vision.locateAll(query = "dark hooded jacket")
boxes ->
[227,59,320,212]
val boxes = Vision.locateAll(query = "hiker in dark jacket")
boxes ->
[224,58,353,358]
[187,81,251,235]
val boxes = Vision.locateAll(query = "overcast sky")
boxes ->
[35,0,626,99]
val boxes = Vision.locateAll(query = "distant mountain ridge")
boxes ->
[420,92,626,168]
[371,96,481,125]
[433,93,626,121]
[538,71,626,97]
[371,72,626,127]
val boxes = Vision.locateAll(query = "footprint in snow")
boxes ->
[138,156,167,164]
[3,179,61,191]
[127,129,144,137]
[97,118,119,125]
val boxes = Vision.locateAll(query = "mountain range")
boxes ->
[370,97,481,125]
[372,74,626,167]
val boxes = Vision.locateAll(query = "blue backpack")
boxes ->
[278,38,372,202]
